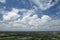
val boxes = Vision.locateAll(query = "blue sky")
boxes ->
[0,0,60,31]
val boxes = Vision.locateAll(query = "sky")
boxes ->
[0,0,60,31]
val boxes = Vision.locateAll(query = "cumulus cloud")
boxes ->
[0,8,60,31]
[0,0,6,3]
[31,0,58,10]
[3,8,20,21]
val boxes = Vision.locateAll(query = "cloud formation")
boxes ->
[0,0,6,3]
[0,8,60,31]
[31,0,58,10]
[3,8,20,21]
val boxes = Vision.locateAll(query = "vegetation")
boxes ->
[0,31,60,40]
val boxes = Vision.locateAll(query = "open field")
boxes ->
[0,31,60,40]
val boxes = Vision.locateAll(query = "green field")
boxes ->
[0,31,60,40]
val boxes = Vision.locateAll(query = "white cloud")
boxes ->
[0,8,60,31]
[3,8,20,21]
[0,0,6,3]
[31,0,58,10]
